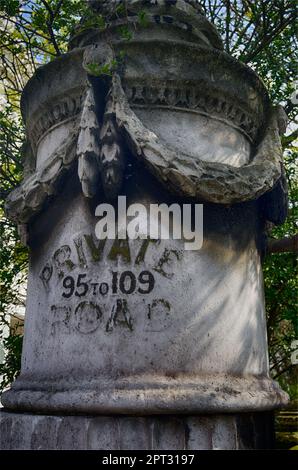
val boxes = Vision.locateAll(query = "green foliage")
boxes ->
[0,0,20,17]
[76,10,106,34]
[0,0,87,60]
[0,330,23,390]
[137,10,149,28]
[0,1,297,397]
[0,204,27,390]
[118,25,134,41]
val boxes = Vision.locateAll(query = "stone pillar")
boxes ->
[1,1,288,450]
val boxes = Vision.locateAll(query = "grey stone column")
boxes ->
[1,1,288,450]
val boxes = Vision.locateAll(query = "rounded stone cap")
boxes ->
[72,0,223,51]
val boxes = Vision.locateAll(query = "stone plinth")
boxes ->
[1,167,287,416]
[0,410,275,450]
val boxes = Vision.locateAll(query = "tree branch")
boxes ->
[282,128,298,148]
[40,0,61,56]
[242,13,295,63]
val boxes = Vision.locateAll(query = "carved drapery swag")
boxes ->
[78,62,286,203]
[5,0,288,231]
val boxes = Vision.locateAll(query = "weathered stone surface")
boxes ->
[2,0,289,451]
[0,410,276,450]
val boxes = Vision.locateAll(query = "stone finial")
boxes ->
[70,0,223,52]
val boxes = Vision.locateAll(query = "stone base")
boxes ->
[0,410,275,450]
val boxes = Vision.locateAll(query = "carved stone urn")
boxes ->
[1,0,289,450]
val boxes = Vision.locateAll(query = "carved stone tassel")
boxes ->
[77,86,101,198]
[98,76,126,200]
[80,39,126,201]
